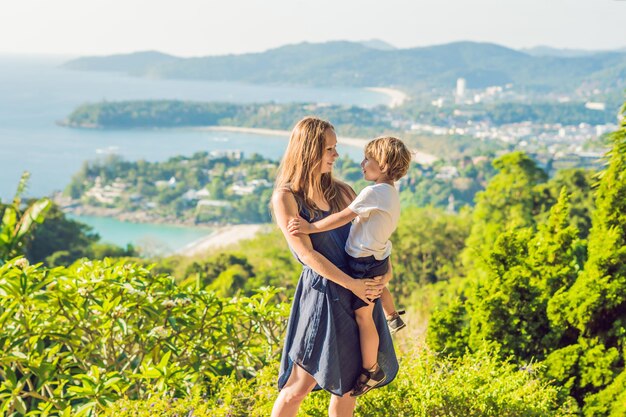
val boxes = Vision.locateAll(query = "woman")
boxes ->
[271,117,398,417]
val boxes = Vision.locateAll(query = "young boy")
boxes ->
[288,136,411,396]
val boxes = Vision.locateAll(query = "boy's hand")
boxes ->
[287,216,313,235]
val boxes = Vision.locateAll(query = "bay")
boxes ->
[0,54,387,251]
[0,55,385,200]
[67,214,211,256]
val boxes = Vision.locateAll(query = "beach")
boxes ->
[365,87,409,108]
[178,224,267,256]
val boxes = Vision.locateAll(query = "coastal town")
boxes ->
[47,75,620,260]
[396,78,617,174]
[54,79,617,231]
[55,150,277,226]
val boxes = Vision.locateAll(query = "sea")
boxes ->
[0,54,389,252]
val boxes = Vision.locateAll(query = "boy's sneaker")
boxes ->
[387,310,406,334]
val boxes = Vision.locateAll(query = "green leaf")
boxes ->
[157,351,172,371]
[13,396,27,415]
[116,318,128,335]
[16,198,52,240]
[73,400,97,417]
[1,207,17,237]
[13,171,30,204]
[4,368,17,389]
[102,376,122,390]
[167,316,179,331]
[140,368,161,379]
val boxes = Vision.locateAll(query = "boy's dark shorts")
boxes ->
[348,255,389,311]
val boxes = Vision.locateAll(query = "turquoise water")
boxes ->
[0,55,386,251]
[68,214,211,255]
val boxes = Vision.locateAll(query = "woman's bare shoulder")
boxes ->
[272,187,297,209]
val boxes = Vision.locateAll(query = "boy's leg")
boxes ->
[381,287,406,334]
[380,287,396,317]
[351,302,386,397]
[354,303,379,369]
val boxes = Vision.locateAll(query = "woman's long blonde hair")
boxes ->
[274,116,352,217]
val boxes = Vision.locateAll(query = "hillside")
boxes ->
[62,40,626,91]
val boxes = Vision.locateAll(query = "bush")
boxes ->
[107,347,576,417]
[0,258,288,416]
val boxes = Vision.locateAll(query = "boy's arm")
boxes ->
[311,206,358,233]
[288,206,357,235]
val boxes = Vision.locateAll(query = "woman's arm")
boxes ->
[272,189,382,303]
[287,206,357,235]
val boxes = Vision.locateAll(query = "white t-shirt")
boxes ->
[345,183,400,260]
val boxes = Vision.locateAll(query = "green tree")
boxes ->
[184,253,254,290]
[25,203,137,266]
[25,204,98,265]
[464,189,584,359]
[391,206,470,300]
[545,109,626,415]
[462,152,548,280]
[536,168,596,239]
[428,176,583,361]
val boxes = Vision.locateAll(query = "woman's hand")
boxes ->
[349,277,385,304]
[365,277,385,299]
[287,216,313,235]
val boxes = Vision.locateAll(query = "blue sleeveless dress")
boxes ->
[277,206,399,396]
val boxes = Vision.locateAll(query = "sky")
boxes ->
[1,0,625,57]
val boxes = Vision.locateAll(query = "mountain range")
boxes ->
[63,41,626,93]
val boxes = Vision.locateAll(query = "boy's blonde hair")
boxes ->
[365,136,412,181]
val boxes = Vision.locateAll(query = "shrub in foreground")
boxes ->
[108,347,577,417]
[0,257,288,416]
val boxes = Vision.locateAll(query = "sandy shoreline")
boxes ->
[200,126,293,136]
[178,224,267,257]
[366,87,409,108]
[199,126,438,165]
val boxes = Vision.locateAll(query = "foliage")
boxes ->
[24,203,136,267]
[0,172,51,266]
[544,109,626,415]
[152,227,301,299]
[428,108,626,415]
[390,206,471,300]
[536,168,596,239]
[428,175,591,388]
[427,297,471,357]
[478,102,615,126]
[458,189,583,360]
[64,100,390,132]
[214,228,302,294]
[0,258,289,416]
[398,156,498,209]
[107,348,576,417]
[462,151,548,279]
